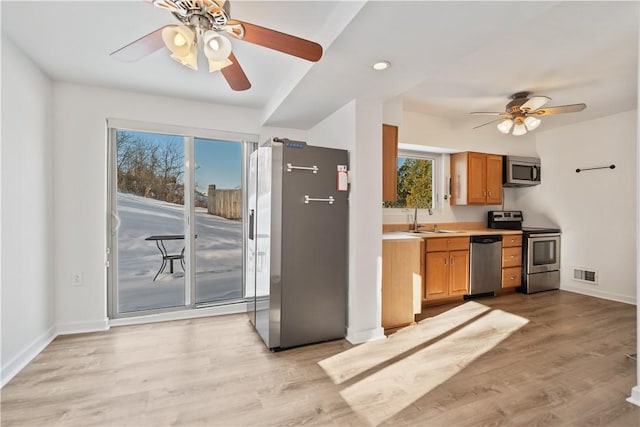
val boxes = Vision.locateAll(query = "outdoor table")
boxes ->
[145,234,196,281]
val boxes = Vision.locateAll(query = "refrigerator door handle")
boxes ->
[304,195,335,205]
[286,163,318,174]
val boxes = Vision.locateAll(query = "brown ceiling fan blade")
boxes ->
[110,25,171,62]
[473,118,503,129]
[533,103,587,116]
[228,20,322,62]
[220,52,251,91]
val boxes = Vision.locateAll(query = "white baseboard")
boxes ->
[56,318,110,335]
[627,386,640,406]
[109,302,248,327]
[346,326,386,345]
[560,285,636,305]
[1,325,56,388]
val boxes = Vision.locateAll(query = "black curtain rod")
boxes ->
[575,164,616,173]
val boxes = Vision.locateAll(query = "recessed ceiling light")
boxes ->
[372,61,391,71]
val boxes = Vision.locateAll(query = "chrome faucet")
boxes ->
[413,201,433,231]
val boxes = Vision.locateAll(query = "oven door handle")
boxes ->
[532,166,539,181]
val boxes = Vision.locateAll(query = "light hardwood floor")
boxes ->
[1,290,638,426]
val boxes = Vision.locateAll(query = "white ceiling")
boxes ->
[2,1,638,132]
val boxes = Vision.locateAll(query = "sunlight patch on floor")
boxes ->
[319,303,529,426]
[318,301,490,384]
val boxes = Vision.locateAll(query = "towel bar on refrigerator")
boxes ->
[287,163,318,173]
[304,195,334,204]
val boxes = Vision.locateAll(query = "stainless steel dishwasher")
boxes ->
[468,235,502,297]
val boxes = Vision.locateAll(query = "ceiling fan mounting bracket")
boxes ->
[159,0,231,31]
[506,91,531,113]
[511,91,531,100]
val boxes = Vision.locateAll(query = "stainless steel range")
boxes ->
[488,211,561,293]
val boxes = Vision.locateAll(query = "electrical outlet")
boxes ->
[71,272,84,287]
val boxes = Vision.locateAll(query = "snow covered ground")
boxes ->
[116,192,243,313]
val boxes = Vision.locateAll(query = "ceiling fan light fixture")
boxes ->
[162,25,196,57]
[497,119,514,134]
[524,116,541,131]
[203,31,232,61]
[170,50,198,70]
[512,123,527,136]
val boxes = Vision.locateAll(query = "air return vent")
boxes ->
[573,267,598,285]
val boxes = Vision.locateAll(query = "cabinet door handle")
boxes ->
[488,191,492,196]
[510,276,516,280]
[450,257,454,265]
[511,254,516,259]
[444,258,447,265]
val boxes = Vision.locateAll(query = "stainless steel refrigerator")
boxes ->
[246,138,348,351]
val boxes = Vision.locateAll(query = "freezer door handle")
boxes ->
[287,163,318,174]
[304,195,335,204]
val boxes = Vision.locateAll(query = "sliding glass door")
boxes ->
[112,130,187,313]
[193,137,243,304]
[108,123,257,318]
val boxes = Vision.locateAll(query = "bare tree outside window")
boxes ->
[116,131,184,204]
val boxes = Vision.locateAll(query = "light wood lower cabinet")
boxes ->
[382,239,422,329]
[424,237,470,301]
[501,234,523,288]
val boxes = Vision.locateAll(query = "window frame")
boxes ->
[383,148,443,216]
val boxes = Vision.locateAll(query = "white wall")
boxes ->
[1,36,56,385]
[52,82,309,333]
[384,110,538,225]
[515,110,637,304]
[308,100,385,343]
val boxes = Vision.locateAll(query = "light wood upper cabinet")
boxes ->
[467,152,487,204]
[486,154,503,205]
[450,152,503,205]
[382,124,398,202]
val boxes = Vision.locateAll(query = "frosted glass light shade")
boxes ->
[203,31,232,61]
[512,123,527,136]
[524,116,541,131]
[497,119,513,134]
[162,25,195,57]
[170,42,198,70]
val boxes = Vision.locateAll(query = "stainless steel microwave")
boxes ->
[503,155,541,187]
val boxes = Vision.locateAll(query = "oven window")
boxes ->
[512,164,533,181]
[532,240,557,265]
